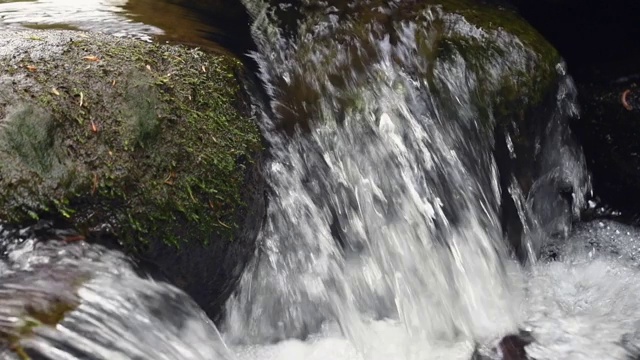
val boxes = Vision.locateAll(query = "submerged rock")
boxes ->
[0,236,233,359]
[0,29,265,318]
[472,330,534,360]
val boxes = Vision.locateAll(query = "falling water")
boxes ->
[224,0,590,357]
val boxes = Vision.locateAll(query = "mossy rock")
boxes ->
[0,29,260,244]
[0,29,265,317]
[251,0,580,260]
[0,30,266,316]
[264,0,560,136]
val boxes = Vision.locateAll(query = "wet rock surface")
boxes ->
[250,0,589,261]
[0,232,232,360]
[0,29,266,319]
[509,0,640,217]
[472,330,534,360]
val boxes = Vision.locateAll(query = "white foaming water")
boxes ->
[4,221,640,359]
[231,220,640,360]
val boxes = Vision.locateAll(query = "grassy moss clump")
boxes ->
[0,30,262,250]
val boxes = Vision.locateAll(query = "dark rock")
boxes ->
[472,330,535,360]
[0,29,266,319]
[247,0,588,263]
[508,0,640,219]
[572,80,640,216]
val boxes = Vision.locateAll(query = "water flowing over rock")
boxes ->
[0,227,234,360]
[224,0,590,347]
[10,1,640,359]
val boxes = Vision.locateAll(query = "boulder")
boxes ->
[250,0,587,259]
[0,29,266,319]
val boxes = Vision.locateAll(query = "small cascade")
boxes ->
[224,0,590,352]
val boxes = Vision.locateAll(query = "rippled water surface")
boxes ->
[0,0,231,50]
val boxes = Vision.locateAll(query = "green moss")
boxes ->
[120,74,163,149]
[0,104,64,175]
[425,0,560,121]
[286,0,560,134]
[0,31,262,250]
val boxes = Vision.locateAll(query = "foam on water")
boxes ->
[230,221,640,360]
[3,221,640,359]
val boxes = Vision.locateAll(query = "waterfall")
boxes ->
[224,0,590,352]
[6,1,630,359]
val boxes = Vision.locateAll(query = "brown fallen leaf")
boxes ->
[622,89,634,111]
[83,55,100,62]
[90,119,99,134]
[164,171,177,185]
[91,173,99,195]
[26,65,37,72]
[63,235,86,243]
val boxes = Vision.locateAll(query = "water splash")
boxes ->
[225,0,589,351]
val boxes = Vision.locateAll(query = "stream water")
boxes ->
[1,1,639,360]
[0,0,244,53]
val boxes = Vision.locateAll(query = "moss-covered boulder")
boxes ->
[254,0,560,132]
[249,0,586,259]
[0,29,265,317]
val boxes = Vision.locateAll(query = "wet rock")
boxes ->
[472,330,535,360]
[252,0,589,260]
[0,237,232,359]
[0,29,266,319]
[572,80,640,216]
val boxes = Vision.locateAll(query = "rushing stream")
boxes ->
[1,0,640,360]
